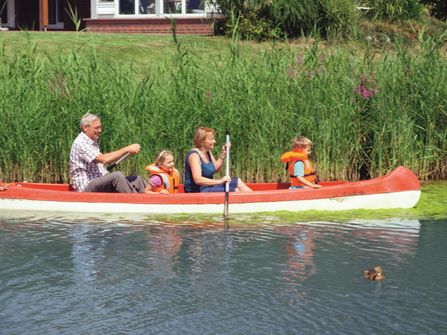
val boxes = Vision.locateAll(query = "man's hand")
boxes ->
[126,144,141,154]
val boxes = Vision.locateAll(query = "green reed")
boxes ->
[0,35,446,183]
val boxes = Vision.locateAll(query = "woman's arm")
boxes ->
[189,152,230,186]
[213,144,229,172]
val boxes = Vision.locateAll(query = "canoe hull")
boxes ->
[0,190,420,214]
[0,166,421,215]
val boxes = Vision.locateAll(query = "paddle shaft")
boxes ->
[224,130,230,219]
[107,152,131,172]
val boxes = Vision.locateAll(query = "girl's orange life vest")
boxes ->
[145,164,179,193]
[280,150,318,187]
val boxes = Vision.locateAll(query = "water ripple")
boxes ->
[1,217,447,334]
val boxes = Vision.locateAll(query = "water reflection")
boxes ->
[349,220,420,263]
[274,225,316,282]
[70,224,102,282]
[145,225,182,279]
[2,217,447,335]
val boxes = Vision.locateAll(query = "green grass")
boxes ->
[272,181,447,222]
[0,31,446,184]
[0,31,278,73]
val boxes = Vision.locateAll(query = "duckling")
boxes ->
[363,266,384,281]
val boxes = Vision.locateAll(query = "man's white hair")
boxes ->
[80,113,100,128]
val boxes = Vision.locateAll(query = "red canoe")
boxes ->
[0,166,420,215]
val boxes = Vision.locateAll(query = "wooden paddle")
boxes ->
[224,130,230,219]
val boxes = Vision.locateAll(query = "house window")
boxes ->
[140,0,155,14]
[188,0,204,13]
[163,0,177,14]
[162,0,204,14]
[118,0,207,15]
[119,0,135,14]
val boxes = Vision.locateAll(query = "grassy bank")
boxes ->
[274,181,447,222]
[0,31,446,183]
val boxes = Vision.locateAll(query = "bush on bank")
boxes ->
[212,0,447,41]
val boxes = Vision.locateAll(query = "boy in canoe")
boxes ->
[69,113,148,193]
[280,136,322,189]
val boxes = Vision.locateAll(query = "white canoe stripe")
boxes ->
[0,191,421,215]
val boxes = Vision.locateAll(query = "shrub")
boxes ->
[421,0,447,20]
[212,0,361,40]
[319,0,361,39]
[365,0,426,22]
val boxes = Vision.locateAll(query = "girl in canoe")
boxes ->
[145,150,179,194]
[280,136,322,189]
[184,127,252,193]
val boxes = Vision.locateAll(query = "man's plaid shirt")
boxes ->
[69,132,108,191]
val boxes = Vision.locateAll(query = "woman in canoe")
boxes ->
[184,127,252,193]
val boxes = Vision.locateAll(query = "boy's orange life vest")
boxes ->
[145,164,179,193]
[280,150,317,187]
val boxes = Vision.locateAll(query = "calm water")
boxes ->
[1,216,446,335]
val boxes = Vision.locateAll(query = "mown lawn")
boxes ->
[0,31,290,69]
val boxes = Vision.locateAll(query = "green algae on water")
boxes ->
[140,182,447,225]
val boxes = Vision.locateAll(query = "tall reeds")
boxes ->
[0,35,446,183]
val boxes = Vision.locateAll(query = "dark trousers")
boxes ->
[84,171,147,193]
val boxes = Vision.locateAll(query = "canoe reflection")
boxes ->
[66,219,421,287]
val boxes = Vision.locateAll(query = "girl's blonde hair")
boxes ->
[194,127,215,148]
[155,150,173,166]
[292,136,312,149]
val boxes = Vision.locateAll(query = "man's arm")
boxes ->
[95,144,141,164]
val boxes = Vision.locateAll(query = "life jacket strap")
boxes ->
[290,172,316,178]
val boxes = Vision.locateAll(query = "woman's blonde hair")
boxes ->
[155,150,173,166]
[193,127,215,148]
[292,136,312,149]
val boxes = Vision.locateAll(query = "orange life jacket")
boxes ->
[280,150,318,187]
[145,164,179,193]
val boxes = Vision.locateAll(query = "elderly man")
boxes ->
[69,113,147,193]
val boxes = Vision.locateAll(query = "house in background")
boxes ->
[0,0,216,34]
[0,0,91,30]
[0,1,89,31]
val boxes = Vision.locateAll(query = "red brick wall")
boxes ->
[84,18,214,35]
